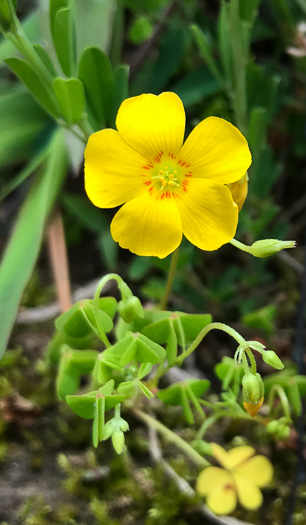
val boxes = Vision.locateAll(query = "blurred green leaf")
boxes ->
[4,57,59,117]
[0,129,68,360]
[109,63,129,128]
[173,66,222,107]
[0,86,50,168]
[128,256,151,281]
[190,24,223,84]
[78,46,114,127]
[242,304,277,334]
[53,77,85,123]
[247,107,267,156]
[0,146,48,201]
[98,231,119,272]
[62,193,108,232]
[150,27,186,94]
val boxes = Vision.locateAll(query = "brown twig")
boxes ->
[47,209,72,313]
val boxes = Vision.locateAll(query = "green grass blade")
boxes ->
[0,129,68,359]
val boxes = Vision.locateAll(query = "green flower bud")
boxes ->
[119,418,129,432]
[242,372,265,404]
[277,425,290,440]
[249,239,296,258]
[262,350,284,370]
[266,420,278,434]
[102,419,116,441]
[112,430,125,454]
[118,296,144,323]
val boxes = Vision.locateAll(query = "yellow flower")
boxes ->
[196,443,273,515]
[85,92,251,258]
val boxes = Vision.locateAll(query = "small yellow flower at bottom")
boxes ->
[84,92,252,258]
[196,443,273,515]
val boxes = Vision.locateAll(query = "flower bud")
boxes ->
[242,373,264,404]
[118,296,144,323]
[262,350,284,370]
[266,420,278,434]
[242,373,265,417]
[267,420,290,440]
[277,424,290,440]
[112,430,125,454]
[249,239,296,258]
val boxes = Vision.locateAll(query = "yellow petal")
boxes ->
[110,192,182,258]
[206,474,237,515]
[226,446,255,469]
[235,455,273,487]
[211,443,231,469]
[228,173,248,211]
[85,129,148,208]
[178,117,252,184]
[233,473,263,510]
[176,178,238,251]
[116,92,185,162]
[196,467,229,496]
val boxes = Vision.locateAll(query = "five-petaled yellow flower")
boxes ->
[85,92,252,258]
[196,443,273,515]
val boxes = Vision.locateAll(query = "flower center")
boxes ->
[152,166,180,190]
[142,153,192,197]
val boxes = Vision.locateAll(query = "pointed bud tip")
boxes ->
[243,397,264,417]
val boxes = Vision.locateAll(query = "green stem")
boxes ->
[159,247,179,310]
[94,273,131,311]
[268,385,291,421]
[177,322,246,365]
[230,238,252,254]
[196,413,224,440]
[133,409,209,468]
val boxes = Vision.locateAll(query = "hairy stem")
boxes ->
[133,408,209,467]
[159,247,180,310]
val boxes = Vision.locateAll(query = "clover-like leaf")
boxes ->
[102,333,166,367]
[157,379,210,423]
[56,345,98,399]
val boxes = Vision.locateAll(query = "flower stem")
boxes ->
[268,385,291,421]
[177,322,246,365]
[133,408,209,467]
[159,247,179,310]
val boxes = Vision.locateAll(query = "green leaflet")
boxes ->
[78,46,114,127]
[53,77,85,124]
